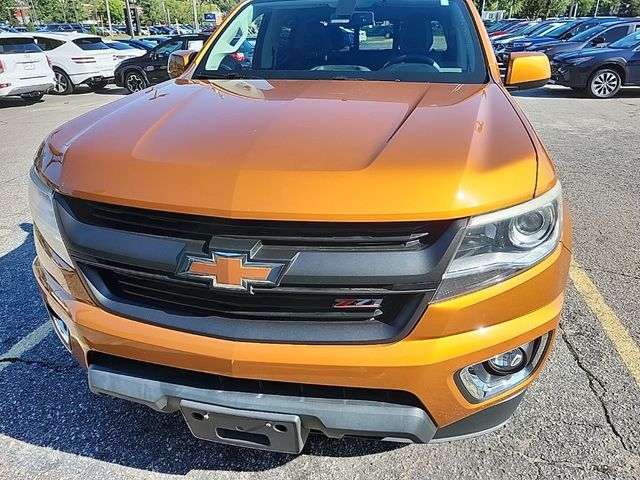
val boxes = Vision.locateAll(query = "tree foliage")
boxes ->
[1,0,17,23]
[475,0,640,16]
[13,0,640,27]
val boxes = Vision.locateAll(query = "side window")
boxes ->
[34,37,56,51]
[186,39,204,51]
[603,26,629,43]
[154,40,183,58]
[431,21,447,51]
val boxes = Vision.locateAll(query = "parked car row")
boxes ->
[1,22,201,36]
[490,17,640,98]
[0,32,219,101]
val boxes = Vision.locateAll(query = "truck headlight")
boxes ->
[434,183,562,302]
[28,167,73,266]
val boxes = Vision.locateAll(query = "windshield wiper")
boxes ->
[194,71,262,80]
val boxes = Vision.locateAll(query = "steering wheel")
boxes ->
[382,54,440,70]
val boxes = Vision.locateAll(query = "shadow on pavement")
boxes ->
[0,224,403,474]
[0,86,127,109]
[0,97,45,109]
[72,85,129,96]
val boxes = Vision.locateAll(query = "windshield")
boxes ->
[570,24,608,43]
[609,31,640,49]
[517,23,542,35]
[194,0,487,84]
[544,21,577,39]
[136,40,156,50]
[109,42,137,51]
[533,23,563,37]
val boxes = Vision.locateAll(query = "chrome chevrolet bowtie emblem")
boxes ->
[178,251,284,292]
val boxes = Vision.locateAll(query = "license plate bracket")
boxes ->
[180,399,309,453]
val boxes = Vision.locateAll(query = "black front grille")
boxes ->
[92,264,423,324]
[56,194,461,344]
[61,195,450,249]
[89,352,426,410]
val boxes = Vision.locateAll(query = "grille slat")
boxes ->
[92,265,417,324]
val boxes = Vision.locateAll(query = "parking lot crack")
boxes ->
[580,266,640,281]
[559,326,637,456]
[0,356,78,373]
[513,450,629,477]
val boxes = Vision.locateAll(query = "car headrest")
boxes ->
[397,18,433,52]
[298,21,332,60]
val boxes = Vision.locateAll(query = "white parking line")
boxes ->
[0,322,51,374]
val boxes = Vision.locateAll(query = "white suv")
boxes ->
[0,33,55,101]
[32,32,116,95]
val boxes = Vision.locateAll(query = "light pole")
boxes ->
[72,0,79,23]
[105,0,112,33]
[162,0,170,24]
[594,0,600,17]
[57,0,67,22]
[192,0,199,30]
[124,0,133,36]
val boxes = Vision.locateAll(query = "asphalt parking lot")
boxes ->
[1,85,639,479]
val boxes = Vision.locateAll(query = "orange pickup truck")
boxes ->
[30,0,571,453]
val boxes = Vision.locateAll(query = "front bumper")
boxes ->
[33,210,571,448]
[86,352,526,451]
[550,62,590,88]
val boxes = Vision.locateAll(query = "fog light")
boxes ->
[456,333,551,403]
[486,348,526,375]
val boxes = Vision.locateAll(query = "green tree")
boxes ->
[1,0,17,23]
[95,0,125,24]
[211,0,241,14]
[139,0,167,24]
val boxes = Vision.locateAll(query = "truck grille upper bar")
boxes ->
[61,194,452,248]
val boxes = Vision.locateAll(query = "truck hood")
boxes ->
[43,79,538,221]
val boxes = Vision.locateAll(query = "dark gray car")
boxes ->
[526,20,640,58]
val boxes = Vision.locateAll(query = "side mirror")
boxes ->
[168,50,197,78]
[504,52,550,90]
[591,36,606,47]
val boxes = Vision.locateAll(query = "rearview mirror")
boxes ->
[168,50,198,79]
[591,36,606,46]
[330,11,375,27]
[504,52,550,90]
